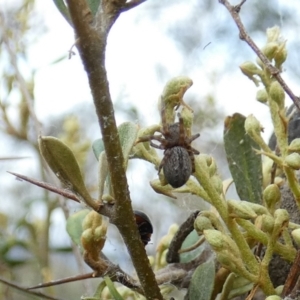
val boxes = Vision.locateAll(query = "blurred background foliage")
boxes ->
[0,0,299,299]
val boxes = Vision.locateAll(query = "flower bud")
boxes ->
[288,138,300,153]
[261,214,274,234]
[269,81,285,109]
[274,43,287,68]
[203,229,240,258]
[239,62,261,86]
[245,114,263,136]
[291,228,300,247]
[266,26,280,43]
[285,153,300,170]
[194,215,213,235]
[262,42,278,60]
[274,209,289,234]
[228,200,257,219]
[256,89,268,104]
[263,184,281,213]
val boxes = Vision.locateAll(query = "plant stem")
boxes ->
[218,0,300,111]
[65,1,162,299]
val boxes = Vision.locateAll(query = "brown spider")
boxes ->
[138,110,200,188]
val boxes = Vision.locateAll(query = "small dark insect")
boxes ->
[134,210,153,246]
[138,109,200,188]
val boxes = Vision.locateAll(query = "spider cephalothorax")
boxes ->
[138,111,200,188]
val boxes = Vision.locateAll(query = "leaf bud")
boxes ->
[256,89,268,104]
[82,211,103,230]
[261,214,274,234]
[203,229,240,258]
[239,62,262,86]
[266,26,281,43]
[263,184,281,213]
[288,138,300,154]
[228,200,257,219]
[269,81,285,109]
[291,228,300,247]
[194,215,214,235]
[244,114,263,137]
[261,42,278,60]
[285,153,300,170]
[203,229,224,251]
[274,209,289,233]
[274,42,287,68]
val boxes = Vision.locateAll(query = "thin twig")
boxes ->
[218,0,300,111]
[8,171,81,202]
[121,0,147,12]
[0,277,62,300]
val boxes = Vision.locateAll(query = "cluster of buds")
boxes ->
[240,26,287,110]
[81,211,108,261]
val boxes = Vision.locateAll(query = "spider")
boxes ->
[138,109,200,188]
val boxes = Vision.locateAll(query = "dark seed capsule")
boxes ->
[163,146,192,188]
[133,210,153,246]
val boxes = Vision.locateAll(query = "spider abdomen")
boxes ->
[162,146,192,188]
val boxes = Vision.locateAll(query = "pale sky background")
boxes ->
[2,0,300,277]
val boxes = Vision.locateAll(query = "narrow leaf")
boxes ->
[224,113,263,203]
[38,136,97,209]
[118,122,139,168]
[52,0,72,26]
[92,138,105,161]
[188,260,215,300]
[104,276,125,300]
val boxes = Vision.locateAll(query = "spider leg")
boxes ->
[188,133,200,143]
[150,141,165,150]
[190,153,196,173]
[158,149,170,174]
[177,112,187,146]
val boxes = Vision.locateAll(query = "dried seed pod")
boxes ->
[163,146,192,188]
[134,210,153,246]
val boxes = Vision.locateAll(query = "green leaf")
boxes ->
[52,0,72,26]
[118,122,139,168]
[38,136,95,207]
[104,276,125,300]
[93,122,138,167]
[224,113,263,203]
[53,0,101,26]
[180,230,204,263]
[88,0,101,16]
[188,260,215,300]
[66,209,90,247]
[92,138,105,161]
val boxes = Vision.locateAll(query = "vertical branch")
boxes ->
[64,1,162,299]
